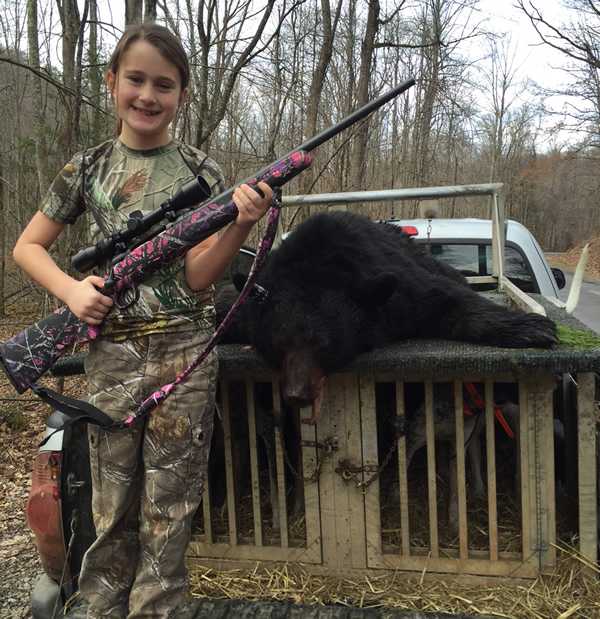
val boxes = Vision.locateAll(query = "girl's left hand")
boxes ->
[233,182,273,227]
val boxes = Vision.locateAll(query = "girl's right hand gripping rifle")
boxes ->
[0,78,415,394]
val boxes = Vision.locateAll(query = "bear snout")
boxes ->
[281,349,325,407]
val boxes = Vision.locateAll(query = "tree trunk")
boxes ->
[0,158,5,317]
[71,0,89,151]
[193,0,281,150]
[413,0,441,188]
[144,0,157,22]
[88,0,103,144]
[126,0,143,25]
[301,0,343,196]
[26,0,50,193]
[348,0,379,192]
[55,0,83,277]
[56,0,81,158]
[341,0,357,189]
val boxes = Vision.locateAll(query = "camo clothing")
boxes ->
[38,140,226,616]
[40,138,226,340]
[79,321,217,618]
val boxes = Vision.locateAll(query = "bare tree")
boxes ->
[300,0,343,194]
[0,0,38,254]
[126,0,143,24]
[145,0,157,21]
[0,158,5,316]
[517,0,600,147]
[71,0,89,150]
[26,0,50,192]
[517,0,600,69]
[481,37,520,182]
[192,0,301,150]
[347,0,380,191]
[127,0,157,24]
[56,0,84,156]
[262,28,295,162]
[87,0,103,144]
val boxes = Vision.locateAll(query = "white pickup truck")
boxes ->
[387,217,565,299]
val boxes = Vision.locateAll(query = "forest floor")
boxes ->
[0,411,45,619]
[0,295,87,618]
[0,300,50,619]
[1,241,600,618]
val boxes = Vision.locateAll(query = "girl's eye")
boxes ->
[157,83,174,91]
[128,76,143,84]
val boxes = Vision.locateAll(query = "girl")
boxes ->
[13,23,272,618]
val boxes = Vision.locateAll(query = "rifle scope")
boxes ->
[71,175,212,273]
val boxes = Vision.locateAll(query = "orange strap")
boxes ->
[463,382,515,440]
[494,406,515,439]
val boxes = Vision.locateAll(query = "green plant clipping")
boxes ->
[557,324,600,349]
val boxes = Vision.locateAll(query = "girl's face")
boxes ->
[107,39,186,150]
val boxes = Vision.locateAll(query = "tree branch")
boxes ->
[0,54,110,115]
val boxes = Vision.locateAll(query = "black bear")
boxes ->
[218,211,557,421]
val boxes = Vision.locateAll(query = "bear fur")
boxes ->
[217,211,557,411]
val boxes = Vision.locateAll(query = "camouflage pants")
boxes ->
[78,328,217,618]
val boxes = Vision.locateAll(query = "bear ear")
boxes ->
[233,273,247,292]
[356,272,397,307]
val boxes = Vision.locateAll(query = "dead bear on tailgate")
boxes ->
[218,211,557,422]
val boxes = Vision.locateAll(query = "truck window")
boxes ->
[429,244,537,293]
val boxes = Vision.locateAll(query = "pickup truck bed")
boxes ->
[217,294,600,377]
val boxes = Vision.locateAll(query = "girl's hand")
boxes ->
[233,182,273,228]
[64,275,113,325]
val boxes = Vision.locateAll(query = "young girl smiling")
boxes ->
[13,23,272,618]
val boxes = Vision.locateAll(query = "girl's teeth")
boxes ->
[134,107,157,116]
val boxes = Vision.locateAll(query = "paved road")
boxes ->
[557,271,600,334]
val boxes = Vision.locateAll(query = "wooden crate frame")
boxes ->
[189,369,598,579]
[190,375,322,564]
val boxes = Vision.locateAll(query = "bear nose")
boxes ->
[284,393,314,408]
[282,381,314,407]
[281,348,324,409]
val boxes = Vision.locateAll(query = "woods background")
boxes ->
[0,0,599,314]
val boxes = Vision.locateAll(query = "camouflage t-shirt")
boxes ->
[40,139,226,340]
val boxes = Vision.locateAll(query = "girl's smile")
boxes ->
[107,40,186,150]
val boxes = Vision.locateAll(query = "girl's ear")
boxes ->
[179,87,188,107]
[106,70,116,97]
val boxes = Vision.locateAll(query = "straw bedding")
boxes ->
[188,547,600,619]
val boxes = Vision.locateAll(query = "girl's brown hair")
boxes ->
[107,23,190,134]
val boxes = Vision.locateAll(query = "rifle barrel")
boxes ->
[301,78,416,153]
[243,78,415,187]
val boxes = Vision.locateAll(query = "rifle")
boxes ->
[0,77,416,395]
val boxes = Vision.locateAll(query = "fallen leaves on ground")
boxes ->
[547,236,600,280]
[0,299,86,619]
